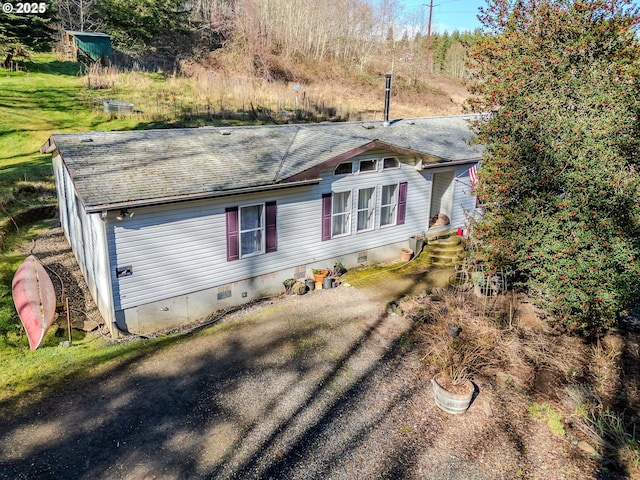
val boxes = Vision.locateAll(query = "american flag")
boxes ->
[468,164,479,187]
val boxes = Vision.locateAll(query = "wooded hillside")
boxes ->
[50,0,479,104]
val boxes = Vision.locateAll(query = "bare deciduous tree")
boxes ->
[55,0,101,31]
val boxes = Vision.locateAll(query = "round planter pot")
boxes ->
[400,248,413,262]
[431,373,474,415]
[305,279,315,291]
[313,269,329,283]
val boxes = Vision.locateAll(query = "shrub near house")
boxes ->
[467,0,640,337]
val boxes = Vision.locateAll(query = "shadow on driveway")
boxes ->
[0,267,444,479]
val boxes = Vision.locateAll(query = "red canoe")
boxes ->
[12,255,57,350]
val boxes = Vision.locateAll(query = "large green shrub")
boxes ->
[467,0,640,337]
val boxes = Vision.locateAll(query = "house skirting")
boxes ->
[114,241,407,335]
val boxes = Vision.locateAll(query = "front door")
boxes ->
[428,171,454,229]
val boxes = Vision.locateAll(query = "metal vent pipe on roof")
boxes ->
[383,72,392,127]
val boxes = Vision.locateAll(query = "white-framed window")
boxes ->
[332,191,351,237]
[334,162,353,175]
[383,157,399,169]
[321,182,407,241]
[240,204,264,257]
[380,184,398,227]
[359,159,378,173]
[357,187,376,232]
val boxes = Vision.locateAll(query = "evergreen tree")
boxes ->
[0,0,56,66]
[95,0,189,50]
[467,0,640,337]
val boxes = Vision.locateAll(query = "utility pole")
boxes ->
[424,1,435,73]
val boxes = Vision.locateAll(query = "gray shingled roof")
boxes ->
[42,115,482,212]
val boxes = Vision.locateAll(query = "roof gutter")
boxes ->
[84,177,322,213]
[420,157,481,170]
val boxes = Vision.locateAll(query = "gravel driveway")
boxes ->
[0,227,595,479]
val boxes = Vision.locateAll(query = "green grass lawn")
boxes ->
[0,53,149,210]
[0,52,358,408]
[0,54,199,405]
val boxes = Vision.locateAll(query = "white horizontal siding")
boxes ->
[450,166,477,228]
[85,213,115,325]
[52,156,70,241]
[109,155,441,310]
[108,186,322,309]
[52,156,115,326]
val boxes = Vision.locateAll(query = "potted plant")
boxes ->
[426,322,475,414]
[332,261,347,276]
[312,268,329,283]
[400,247,413,262]
[304,278,315,291]
[319,262,346,289]
[431,371,474,415]
[282,278,296,293]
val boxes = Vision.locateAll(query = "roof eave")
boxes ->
[420,156,482,170]
[40,137,57,154]
[85,177,322,213]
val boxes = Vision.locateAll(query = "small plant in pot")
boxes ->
[430,322,474,414]
[421,313,478,414]
[304,278,315,291]
[282,278,296,294]
[322,261,347,288]
[332,261,347,276]
[312,268,329,283]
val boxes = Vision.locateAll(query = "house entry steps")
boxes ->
[425,234,465,268]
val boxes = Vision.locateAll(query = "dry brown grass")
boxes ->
[416,289,506,383]
[415,287,592,387]
[84,63,120,90]
[81,58,468,124]
[410,285,640,474]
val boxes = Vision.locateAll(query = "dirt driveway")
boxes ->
[0,229,597,479]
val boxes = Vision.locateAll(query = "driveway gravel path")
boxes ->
[0,228,596,479]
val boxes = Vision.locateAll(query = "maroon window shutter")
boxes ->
[321,193,332,241]
[226,207,239,261]
[397,182,408,225]
[265,201,277,253]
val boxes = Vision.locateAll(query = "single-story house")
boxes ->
[41,115,482,336]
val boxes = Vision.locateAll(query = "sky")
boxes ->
[401,0,486,34]
[400,0,640,34]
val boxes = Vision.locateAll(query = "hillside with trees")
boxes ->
[2,0,480,118]
[52,0,480,77]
